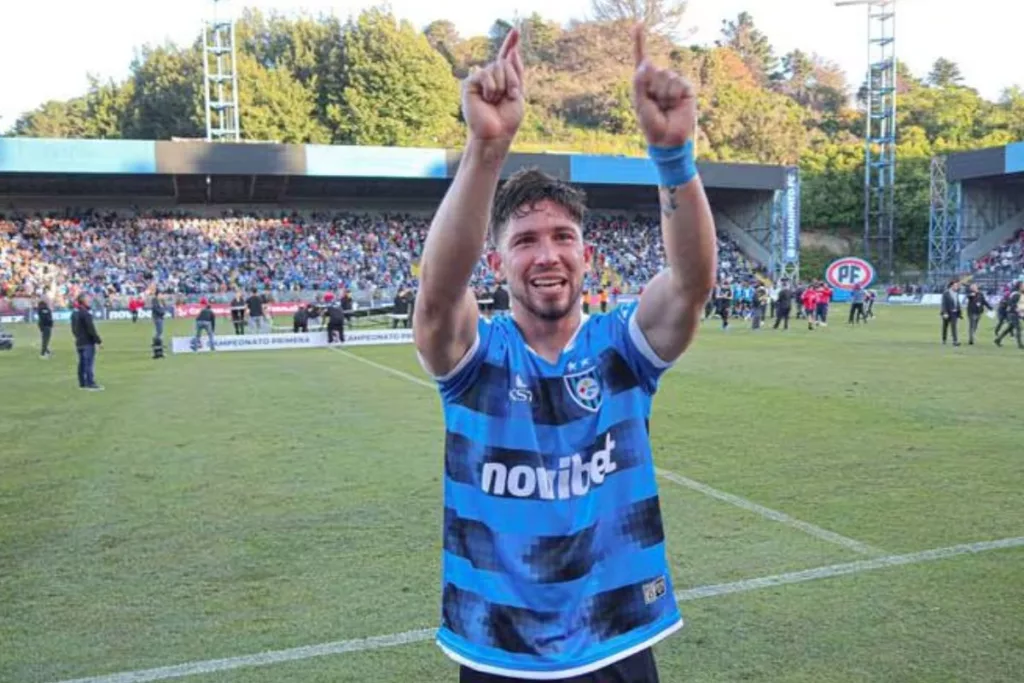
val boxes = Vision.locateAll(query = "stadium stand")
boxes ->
[970,228,1024,286]
[1,211,763,305]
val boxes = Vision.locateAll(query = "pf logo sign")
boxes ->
[825,257,875,291]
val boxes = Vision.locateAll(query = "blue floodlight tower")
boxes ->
[927,155,962,283]
[837,0,898,283]
[203,0,241,142]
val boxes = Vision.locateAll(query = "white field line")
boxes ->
[329,346,883,555]
[50,536,1024,683]
[654,468,883,555]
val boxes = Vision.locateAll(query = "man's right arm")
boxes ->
[413,30,525,378]
[413,140,508,377]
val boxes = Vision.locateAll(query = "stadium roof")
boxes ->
[0,138,789,207]
[947,140,1024,182]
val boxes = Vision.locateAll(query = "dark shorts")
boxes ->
[459,648,659,683]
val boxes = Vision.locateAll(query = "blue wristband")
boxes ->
[648,140,697,187]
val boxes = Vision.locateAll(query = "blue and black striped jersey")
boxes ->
[426,301,682,679]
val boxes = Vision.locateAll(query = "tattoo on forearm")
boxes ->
[659,185,678,218]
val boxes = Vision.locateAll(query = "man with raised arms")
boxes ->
[413,25,717,682]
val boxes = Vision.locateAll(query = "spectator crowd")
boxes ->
[971,228,1024,284]
[1,210,763,304]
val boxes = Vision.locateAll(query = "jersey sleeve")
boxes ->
[607,300,675,395]
[417,315,494,402]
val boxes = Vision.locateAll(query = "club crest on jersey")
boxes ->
[564,366,603,412]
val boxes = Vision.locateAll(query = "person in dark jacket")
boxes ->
[230,291,247,335]
[994,281,1023,349]
[326,293,346,343]
[993,291,1011,337]
[293,303,310,333]
[70,293,103,391]
[194,298,216,351]
[392,288,410,329]
[491,283,510,317]
[964,284,992,345]
[773,282,792,329]
[848,284,867,325]
[36,296,54,358]
[150,292,167,359]
[247,288,265,334]
[940,280,963,346]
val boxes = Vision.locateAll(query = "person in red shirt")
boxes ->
[801,285,818,330]
[815,284,832,326]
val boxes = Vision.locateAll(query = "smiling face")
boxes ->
[496,200,586,322]
[490,169,590,325]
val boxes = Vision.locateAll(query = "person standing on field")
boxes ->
[413,26,716,682]
[994,281,1023,349]
[964,283,991,345]
[36,295,54,358]
[70,293,103,391]
[940,280,962,346]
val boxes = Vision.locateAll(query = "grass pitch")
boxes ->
[1,306,1021,683]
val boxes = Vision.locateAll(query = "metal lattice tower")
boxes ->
[838,0,897,283]
[927,155,962,283]
[203,0,241,142]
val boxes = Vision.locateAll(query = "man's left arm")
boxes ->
[628,25,717,364]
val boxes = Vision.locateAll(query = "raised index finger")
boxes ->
[499,27,520,60]
[632,23,646,68]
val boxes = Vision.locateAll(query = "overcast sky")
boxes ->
[1,0,1019,133]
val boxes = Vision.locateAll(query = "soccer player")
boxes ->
[412,26,716,682]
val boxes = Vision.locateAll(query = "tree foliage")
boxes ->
[589,0,689,38]
[6,6,1024,266]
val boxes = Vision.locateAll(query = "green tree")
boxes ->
[517,13,561,66]
[927,58,964,88]
[235,54,330,143]
[332,8,460,146]
[235,8,344,134]
[82,76,134,138]
[11,99,90,138]
[718,12,779,86]
[701,84,807,164]
[424,19,461,68]
[122,43,205,140]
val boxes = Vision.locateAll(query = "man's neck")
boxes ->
[511,303,584,363]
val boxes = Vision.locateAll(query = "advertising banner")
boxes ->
[825,257,876,291]
[784,167,800,262]
[174,301,304,318]
[171,328,414,354]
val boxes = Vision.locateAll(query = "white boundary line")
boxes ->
[654,468,883,555]
[329,347,883,555]
[50,536,1024,683]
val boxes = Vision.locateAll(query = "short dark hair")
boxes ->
[491,168,587,246]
